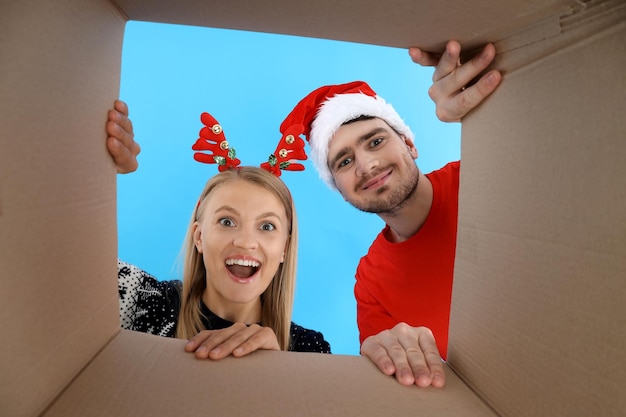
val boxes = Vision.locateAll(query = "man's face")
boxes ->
[326,117,419,214]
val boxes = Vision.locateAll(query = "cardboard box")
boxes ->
[1,0,624,416]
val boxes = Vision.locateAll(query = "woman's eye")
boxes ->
[219,218,235,227]
[260,222,276,231]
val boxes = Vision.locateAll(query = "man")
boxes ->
[107,40,502,388]
[275,40,501,388]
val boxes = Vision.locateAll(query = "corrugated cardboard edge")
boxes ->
[0,1,127,416]
[43,330,499,417]
[449,1,626,416]
[492,0,626,74]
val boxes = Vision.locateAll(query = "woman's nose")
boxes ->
[232,229,259,249]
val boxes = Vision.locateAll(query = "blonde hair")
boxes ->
[176,166,297,350]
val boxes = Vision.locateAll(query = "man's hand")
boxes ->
[106,99,140,173]
[184,323,281,360]
[409,40,502,122]
[360,323,445,387]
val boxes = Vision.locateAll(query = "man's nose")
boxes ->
[355,154,378,177]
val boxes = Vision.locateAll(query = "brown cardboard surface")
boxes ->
[113,0,573,52]
[450,3,626,417]
[0,1,125,416]
[43,330,497,417]
[2,0,625,416]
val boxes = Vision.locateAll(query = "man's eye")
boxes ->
[338,157,352,169]
[370,137,383,147]
[260,222,276,231]
[219,218,235,227]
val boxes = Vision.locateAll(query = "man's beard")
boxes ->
[349,163,419,215]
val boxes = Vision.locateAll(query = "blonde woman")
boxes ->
[118,167,330,357]
[111,105,330,357]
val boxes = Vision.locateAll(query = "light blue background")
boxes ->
[117,21,460,355]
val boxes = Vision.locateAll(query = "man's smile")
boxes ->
[360,169,392,191]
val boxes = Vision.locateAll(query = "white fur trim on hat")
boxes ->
[309,92,414,190]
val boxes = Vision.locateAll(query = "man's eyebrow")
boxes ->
[328,127,388,169]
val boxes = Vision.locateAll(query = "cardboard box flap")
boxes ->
[113,0,574,51]
[3,0,625,416]
[450,4,626,417]
[0,1,125,416]
[43,330,498,417]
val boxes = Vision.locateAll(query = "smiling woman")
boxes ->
[118,166,331,358]
[182,167,299,351]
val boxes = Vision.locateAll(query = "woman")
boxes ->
[118,167,330,357]
[109,101,329,356]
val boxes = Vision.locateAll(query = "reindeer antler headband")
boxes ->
[192,112,308,176]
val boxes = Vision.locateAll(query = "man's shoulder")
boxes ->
[427,161,460,190]
[427,160,460,176]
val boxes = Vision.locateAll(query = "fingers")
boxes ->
[433,42,497,98]
[408,41,462,80]
[407,47,442,68]
[106,100,140,173]
[361,334,398,377]
[185,323,280,360]
[361,323,446,388]
[432,68,502,122]
[413,328,446,388]
[106,136,138,174]
[409,40,502,122]
[113,99,128,116]
[427,42,501,122]
[453,69,502,118]
[431,40,462,82]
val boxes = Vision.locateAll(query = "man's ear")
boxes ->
[192,222,203,253]
[402,135,419,159]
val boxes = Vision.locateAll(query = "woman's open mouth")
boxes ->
[225,258,260,279]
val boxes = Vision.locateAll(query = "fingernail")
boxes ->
[416,372,430,387]
[210,347,221,355]
[384,363,395,375]
[486,71,500,85]
[185,340,194,350]
[400,370,414,384]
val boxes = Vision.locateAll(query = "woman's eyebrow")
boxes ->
[256,211,282,221]
[214,205,239,215]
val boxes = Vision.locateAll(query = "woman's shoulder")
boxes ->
[118,259,182,292]
[117,259,182,337]
[289,322,332,354]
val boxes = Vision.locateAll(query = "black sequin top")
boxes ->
[117,259,331,353]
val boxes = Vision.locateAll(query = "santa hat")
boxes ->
[280,81,414,190]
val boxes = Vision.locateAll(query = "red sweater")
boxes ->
[354,161,459,359]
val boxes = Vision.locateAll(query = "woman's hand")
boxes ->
[184,323,280,359]
[106,99,140,173]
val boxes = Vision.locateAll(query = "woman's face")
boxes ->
[193,179,290,323]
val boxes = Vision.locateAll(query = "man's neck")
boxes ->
[380,171,433,243]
